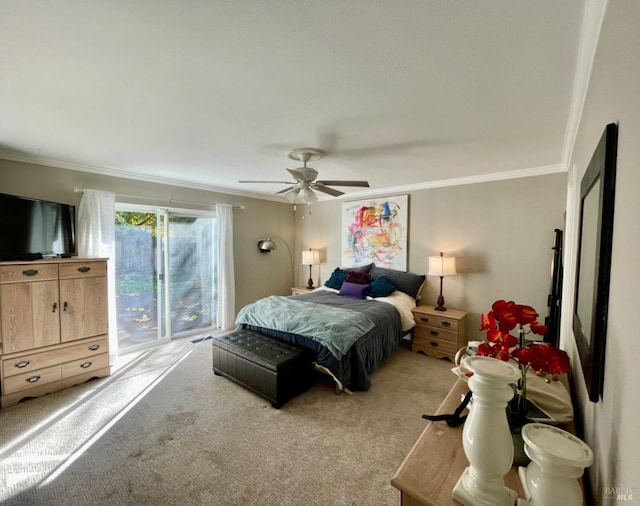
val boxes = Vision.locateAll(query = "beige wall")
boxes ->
[0,159,295,313]
[560,1,640,503]
[295,173,567,343]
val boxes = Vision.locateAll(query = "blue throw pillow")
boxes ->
[339,281,370,299]
[324,268,347,290]
[369,276,396,298]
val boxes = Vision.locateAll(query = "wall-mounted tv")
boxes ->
[0,192,76,261]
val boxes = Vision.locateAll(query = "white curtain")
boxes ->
[78,190,118,359]
[216,203,235,330]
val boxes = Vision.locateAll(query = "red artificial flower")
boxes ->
[479,312,496,331]
[530,321,548,336]
[492,300,518,332]
[475,300,569,379]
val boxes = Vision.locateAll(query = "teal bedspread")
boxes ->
[235,295,375,360]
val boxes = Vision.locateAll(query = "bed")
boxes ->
[235,264,425,392]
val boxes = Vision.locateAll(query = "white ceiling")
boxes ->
[0,1,587,201]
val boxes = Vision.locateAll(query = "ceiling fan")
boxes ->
[239,148,369,203]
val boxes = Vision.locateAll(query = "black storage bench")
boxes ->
[211,329,312,408]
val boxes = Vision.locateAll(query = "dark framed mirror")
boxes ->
[573,122,617,402]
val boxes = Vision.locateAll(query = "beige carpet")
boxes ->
[0,339,455,505]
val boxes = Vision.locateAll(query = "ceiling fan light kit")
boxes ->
[239,148,370,204]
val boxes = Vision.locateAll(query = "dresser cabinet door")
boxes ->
[59,276,108,342]
[0,280,61,353]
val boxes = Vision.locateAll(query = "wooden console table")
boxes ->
[391,379,525,505]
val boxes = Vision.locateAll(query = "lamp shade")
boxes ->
[299,186,318,203]
[302,249,320,265]
[284,188,300,203]
[428,254,457,277]
[258,237,277,252]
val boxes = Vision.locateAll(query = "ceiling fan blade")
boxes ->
[275,186,295,194]
[238,180,296,184]
[311,183,344,197]
[316,180,370,188]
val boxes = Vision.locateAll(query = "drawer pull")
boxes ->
[52,302,58,312]
[420,317,430,323]
[22,269,39,276]
[430,341,439,347]
[26,375,41,383]
[78,266,91,273]
[63,301,69,311]
[15,360,30,368]
[88,344,100,351]
[430,330,439,336]
[80,361,93,369]
[442,321,451,327]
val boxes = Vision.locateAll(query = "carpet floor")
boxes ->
[1,339,455,505]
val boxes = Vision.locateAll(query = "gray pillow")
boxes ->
[369,266,426,299]
[343,262,374,274]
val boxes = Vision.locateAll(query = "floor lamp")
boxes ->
[428,252,457,311]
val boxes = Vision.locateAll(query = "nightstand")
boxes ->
[411,304,467,361]
[291,287,314,295]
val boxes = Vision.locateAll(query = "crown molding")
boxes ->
[316,163,568,202]
[561,0,609,167]
[0,150,284,203]
[0,150,566,205]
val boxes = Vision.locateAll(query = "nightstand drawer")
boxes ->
[414,325,458,344]
[413,334,459,354]
[413,314,459,331]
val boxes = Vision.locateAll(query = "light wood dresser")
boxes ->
[392,378,583,505]
[411,305,467,362]
[0,258,110,408]
[391,379,526,505]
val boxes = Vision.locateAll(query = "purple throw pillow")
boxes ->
[339,281,370,299]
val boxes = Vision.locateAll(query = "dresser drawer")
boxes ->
[414,325,458,344]
[0,264,59,284]
[3,364,62,395]
[2,337,109,378]
[59,261,107,279]
[61,353,110,379]
[413,334,459,355]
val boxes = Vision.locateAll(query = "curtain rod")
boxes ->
[72,187,244,210]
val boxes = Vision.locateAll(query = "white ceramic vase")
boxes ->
[453,356,521,506]
[518,423,593,506]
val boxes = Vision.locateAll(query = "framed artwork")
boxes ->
[341,195,408,270]
[573,123,617,402]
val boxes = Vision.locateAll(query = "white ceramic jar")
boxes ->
[519,423,593,506]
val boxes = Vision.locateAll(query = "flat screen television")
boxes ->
[0,192,76,261]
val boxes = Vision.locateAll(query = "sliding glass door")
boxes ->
[115,205,216,352]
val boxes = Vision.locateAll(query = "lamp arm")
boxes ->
[269,235,295,284]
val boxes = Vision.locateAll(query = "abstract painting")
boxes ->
[342,195,408,270]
